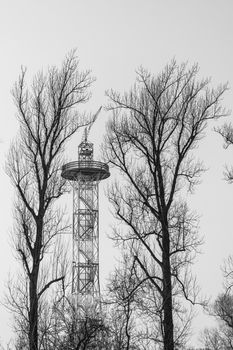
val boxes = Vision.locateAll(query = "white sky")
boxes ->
[0,0,233,347]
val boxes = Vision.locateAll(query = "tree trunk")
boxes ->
[29,271,38,350]
[162,226,174,350]
[29,221,42,350]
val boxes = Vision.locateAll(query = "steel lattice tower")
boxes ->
[61,139,110,307]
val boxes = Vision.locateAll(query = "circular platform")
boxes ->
[61,160,110,181]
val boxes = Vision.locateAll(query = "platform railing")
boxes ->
[62,160,109,173]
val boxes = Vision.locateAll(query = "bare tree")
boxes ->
[201,257,233,349]
[41,294,109,350]
[200,106,233,350]
[106,253,143,350]
[201,294,233,349]
[201,327,224,350]
[5,51,94,350]
[102,60,228,350]
[216,123,233,182]
[107,248,193,349]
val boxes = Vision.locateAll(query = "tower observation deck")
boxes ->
[61,139,110,306]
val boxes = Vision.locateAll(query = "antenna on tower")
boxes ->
[82,106,102,143]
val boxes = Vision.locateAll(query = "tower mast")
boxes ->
[61,109,109,308]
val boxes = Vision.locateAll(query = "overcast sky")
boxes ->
[0,0,233,347]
